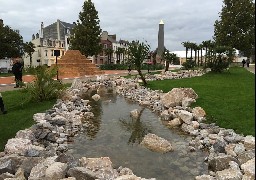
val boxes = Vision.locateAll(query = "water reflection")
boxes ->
[68,94,208,180]
[119,108,152,144]
[81,91,118,139]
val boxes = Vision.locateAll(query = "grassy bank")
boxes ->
[147,67,255,136]
[0,90,56,151]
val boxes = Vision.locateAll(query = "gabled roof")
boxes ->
[59,21,75,29]
[107,36,117,43]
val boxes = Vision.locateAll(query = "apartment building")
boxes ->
[23,19,74,67]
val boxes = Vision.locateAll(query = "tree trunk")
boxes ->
[194,50,197,66]
[165,61,169,72]
[30,55,32,67]
[185,47,188,61]
[137,69,147,86]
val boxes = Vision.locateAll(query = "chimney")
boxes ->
[101,31,108,40]
[41,22,44,38]
[32,34,35,40]
[36,33,39,39]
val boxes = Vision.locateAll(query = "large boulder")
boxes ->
[160,88,198,108]
[79,157,118,179]
[208,155,240,172]
[140,133,173,153]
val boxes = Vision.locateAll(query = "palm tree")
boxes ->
[181,41,191,61]
[202,40,212,66]
[127,40,150,86]
[163,49,178,72]
[23,42,35,67]
[190,43,198,65]
[198,43,204,66]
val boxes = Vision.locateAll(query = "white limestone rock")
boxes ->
[241,158,255,179]
[160,88,198,108]
[216,168,242,180]
[45,162,68,180]
[195,174,215,180]
[4,138,32,155]
[92,94,101,101]
[244,135,255,150]
[140,133,173,153]
[192,107,206,121]
[177,110,193,124]
[167,118,182,127]
[130,109,140,120]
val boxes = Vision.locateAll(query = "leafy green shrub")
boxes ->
[207,59,229,72]
[99,64,128,70]
[182,59,196,70]
[23,66,65,102]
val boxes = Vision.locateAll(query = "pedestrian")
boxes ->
[128,65,131,75]
[246,58,250,68]
[242,59,246,67]
[12,58,23,88]
[0,93,7,114]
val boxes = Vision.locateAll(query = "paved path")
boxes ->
[246,64,255,74]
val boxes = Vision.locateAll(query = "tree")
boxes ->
[0,25,23,59]
[214,0,255,57]
[104,48,114,64]
[115,47,125,64]
[69,0,102,57]
[181,41,190,61]
[127,40,150,86]
[163,49,179,72]
[23,42,35,67]
[202,40,212,66]
[207,45,233,72]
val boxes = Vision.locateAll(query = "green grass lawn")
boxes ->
[147,67,255,136]
[0,90,56,151]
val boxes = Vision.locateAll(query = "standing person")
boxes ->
[242,59,246,67]
[12,59,23,88]
[128,65,131,75]
[0,93,7,114]
[246,58,250,68]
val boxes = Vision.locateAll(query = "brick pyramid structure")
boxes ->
[55,50,104,77]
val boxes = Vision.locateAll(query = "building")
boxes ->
[23,19,75,67]
[94,31,129,65]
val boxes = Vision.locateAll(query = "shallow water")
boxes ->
[67,93,209,180]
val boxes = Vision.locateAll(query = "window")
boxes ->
[51,50,54,56]
[45,50,48,57]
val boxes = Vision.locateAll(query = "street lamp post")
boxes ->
[54,50,60,80]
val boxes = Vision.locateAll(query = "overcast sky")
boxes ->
[0,0,223,51]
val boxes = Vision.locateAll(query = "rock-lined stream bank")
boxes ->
[0,69,254,180]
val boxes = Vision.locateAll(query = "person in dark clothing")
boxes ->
[246,58,250,68]
[12,59,23,88]
[242,59,246,67]
[0,93,7,114]
[128,65,132,75]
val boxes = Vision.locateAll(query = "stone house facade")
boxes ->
[23,19,74,67]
